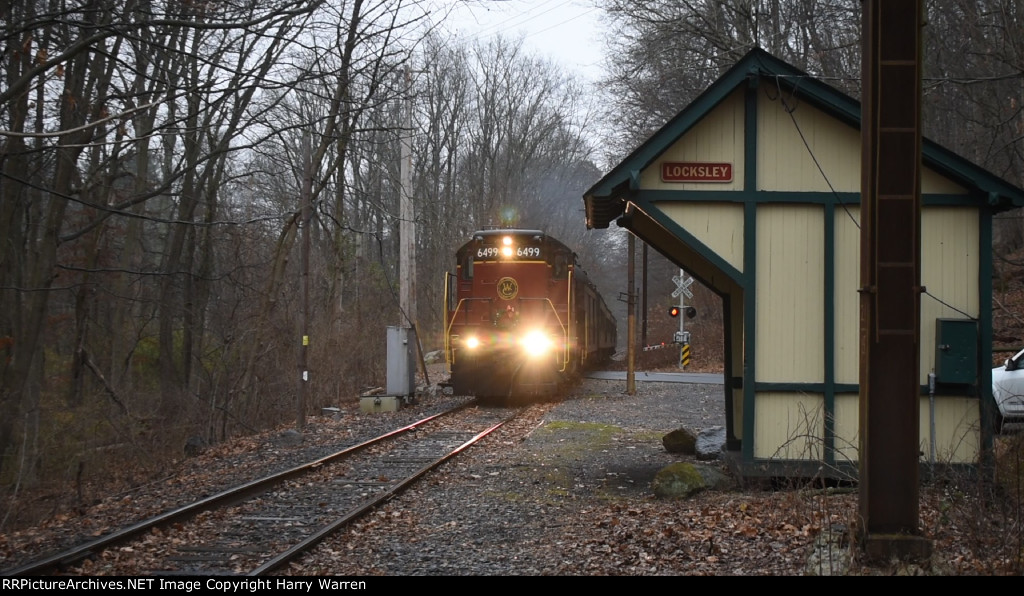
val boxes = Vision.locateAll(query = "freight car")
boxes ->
[443,229,616,400]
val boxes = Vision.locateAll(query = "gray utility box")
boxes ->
[360,395,402,414]
[934,318,978,385]
[387,325,416,397]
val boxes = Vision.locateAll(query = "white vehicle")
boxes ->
[991,347,1024,431]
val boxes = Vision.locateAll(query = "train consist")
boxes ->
[443,229,617,400]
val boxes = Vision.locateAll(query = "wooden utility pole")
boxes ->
[641,243,648,349]
[858,0,931,562]
[627,232,636,395]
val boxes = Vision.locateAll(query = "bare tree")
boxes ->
[596,0,860,161]
[0,0,623,525]
[924,0,1024,251]
[404,31,606,344]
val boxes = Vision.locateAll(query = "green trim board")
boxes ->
[625,189,987,207]
[725,455,860,481]
[750,386,991,399]
[741,76,759,466]
[742,200,758,465]
[725,455,977,482]
[823,202,838,469]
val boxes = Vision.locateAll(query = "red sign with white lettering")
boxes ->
[661,162,733,183]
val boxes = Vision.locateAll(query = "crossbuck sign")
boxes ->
[672,274,694,299]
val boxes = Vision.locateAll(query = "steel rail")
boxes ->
[250,419,508,575]
[1,407,466,577]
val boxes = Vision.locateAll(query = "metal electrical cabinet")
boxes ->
[386,325,416,397]
[362,326,416,414]
[934,318,978,385]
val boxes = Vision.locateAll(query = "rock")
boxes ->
[651,462,706,499]
[652,461,734,499]
[662,428,697,454]
[696,426,726,460]
[183,435,207,458]
[417,384,442,399]
[804,524,853,576]
[277,429,303,447]
[694,463,733,490]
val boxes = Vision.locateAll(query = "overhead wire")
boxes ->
[772,74,861,230]
[772,76,980,321]
[444,0,603,72]
[458,0,578,43]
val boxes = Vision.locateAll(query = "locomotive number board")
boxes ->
[474,245,543,260]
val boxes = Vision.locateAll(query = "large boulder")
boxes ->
[696,426,727,460]
[183,435,207,458]
[652,462,734,499]
[661,428,697,454]
[651,462,705,499]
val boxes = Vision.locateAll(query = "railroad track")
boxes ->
[2,402,521,576]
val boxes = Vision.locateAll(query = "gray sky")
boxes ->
[444,0,605,82]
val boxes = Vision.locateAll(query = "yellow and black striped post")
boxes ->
[679,342,691,370]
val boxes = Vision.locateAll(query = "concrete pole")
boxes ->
[298,131,311,432]
[399,66,416,327]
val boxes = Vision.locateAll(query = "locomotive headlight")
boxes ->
[520,330,553,357]
[464,336,481,349]
[501,236,514,258]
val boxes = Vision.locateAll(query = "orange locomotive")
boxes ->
[443,229,616,400]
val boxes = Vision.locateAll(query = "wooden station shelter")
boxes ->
[583,48,1024,480]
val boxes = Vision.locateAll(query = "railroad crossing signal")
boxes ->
[669,305,697,319]
[672,270,694,370]
[672,274,694,299]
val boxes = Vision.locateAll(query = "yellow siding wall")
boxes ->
[833,394,860,465]
[753,392,825,460]
[923,169,969,194]
[754,205,982,466]
[755,205,824,382]
[641,89,745,191]
[759,393,979,464]
[921,397,981,464]
[834,207,861,385]
[756,88,966,196]
[920,208,980,384]
[757,93,861,192]
[658,203,745,273]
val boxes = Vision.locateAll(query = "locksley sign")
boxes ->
[661,162,733,183]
